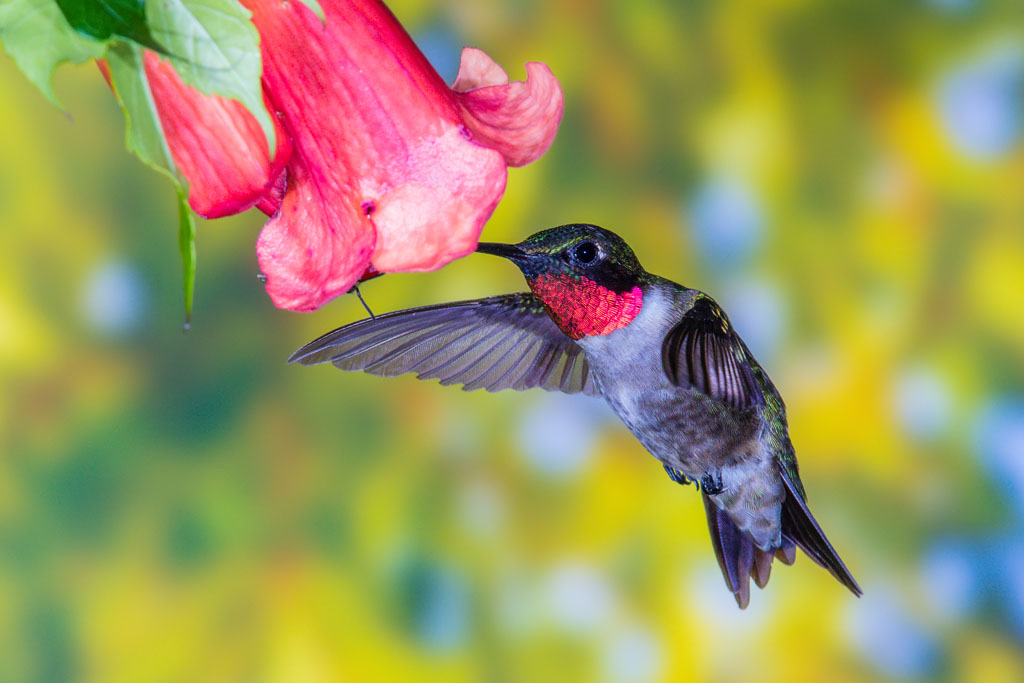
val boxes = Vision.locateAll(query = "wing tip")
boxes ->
[776,463,863,599]
[287,346,315,364]
[286,318,377,365]
[288,339,340,365]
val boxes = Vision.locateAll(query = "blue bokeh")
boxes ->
[937,44,1024,160]
[973,396,1024,522]
[685,177,763,271]
[413,24,464,85]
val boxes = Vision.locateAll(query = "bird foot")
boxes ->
[701,471,724,495]
[663,464,695,487]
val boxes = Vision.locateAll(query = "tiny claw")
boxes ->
[352,284,376,321]
[701,471,724,496]
[663,464,694,487]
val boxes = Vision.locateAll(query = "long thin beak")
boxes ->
[476,242,527,260]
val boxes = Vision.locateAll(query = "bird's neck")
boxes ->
[528,274,644,340]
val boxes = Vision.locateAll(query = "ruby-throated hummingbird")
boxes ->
[290,223,861,608]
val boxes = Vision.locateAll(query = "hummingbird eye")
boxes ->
[573,241,598,264]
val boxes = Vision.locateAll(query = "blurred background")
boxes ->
[3,0,1024,680]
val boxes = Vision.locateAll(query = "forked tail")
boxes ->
[702,461,862,608]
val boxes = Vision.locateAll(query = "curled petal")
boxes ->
[455,48,564,167]
[452,46,510,91]
[144,52,292,218]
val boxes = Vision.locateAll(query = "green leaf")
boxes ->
[177,186,197,329]
[107,41,198,326]
[0,0,107,106]
[104,40,177,180]
[54,0,156,47]
[145,0,274,153]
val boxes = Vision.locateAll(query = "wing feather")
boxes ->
[458,329,525,391]
[662,295,762,410]
[480,333,538,392]
[290,294,601,397]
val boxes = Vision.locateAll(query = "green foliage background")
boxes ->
[2,0,1024,681]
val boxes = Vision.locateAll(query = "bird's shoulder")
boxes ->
[644,280,804,493]
[654,281,764,411]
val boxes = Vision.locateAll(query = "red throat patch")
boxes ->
[529,274,643,339]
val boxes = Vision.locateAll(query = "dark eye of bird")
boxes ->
[574,241,597,264]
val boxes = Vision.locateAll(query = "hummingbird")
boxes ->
[290,223,861,608]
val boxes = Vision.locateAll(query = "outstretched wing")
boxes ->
[661,295,762,410]
[290,293,601,396]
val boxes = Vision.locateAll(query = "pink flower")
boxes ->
[142,52,292,219]
[136,0,563,311]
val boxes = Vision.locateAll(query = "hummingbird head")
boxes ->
[477,224,648,339]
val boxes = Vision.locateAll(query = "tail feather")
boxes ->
[702,463,862,608]
[752,547,773,588]
[775,540,797,565]
[703,493,756,608]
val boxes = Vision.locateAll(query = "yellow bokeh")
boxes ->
[3,2,1024,682]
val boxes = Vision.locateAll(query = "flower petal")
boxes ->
[452,46,510,91]
[99,54,292,217]
[256,162,375,312]
[255,169,287,217]
[99,55,291,217]
[455,48,564,167]
[143,52,292,218]
[247,0,510,310]
[368,125,507,273]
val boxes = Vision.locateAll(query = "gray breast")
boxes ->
[579,287,759,474]
[579,286,783,549]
